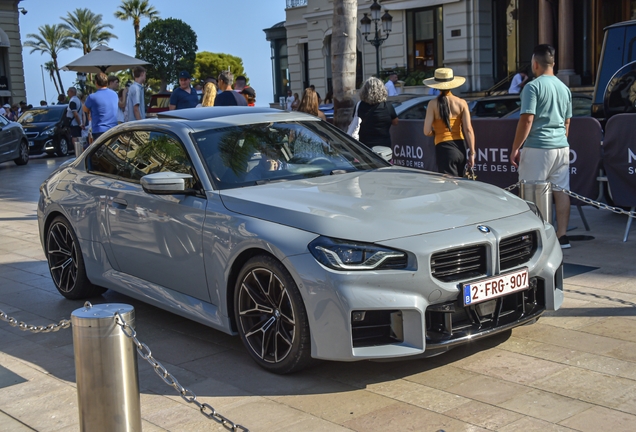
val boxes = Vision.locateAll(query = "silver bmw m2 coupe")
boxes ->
[38,107,563,373]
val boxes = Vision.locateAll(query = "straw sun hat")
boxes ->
[422,68,466,90]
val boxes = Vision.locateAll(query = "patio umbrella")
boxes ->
[62,44,148,74]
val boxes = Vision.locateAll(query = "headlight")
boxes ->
[525,201,544,221]
[41,128,55,136]
[308,236,408,271]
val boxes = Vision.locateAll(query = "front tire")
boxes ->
[55,136,69,157]
[13,140,29,165]
[234,255,313,374]
[46,216,106,299]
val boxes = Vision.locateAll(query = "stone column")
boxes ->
[538,0,553,46]
[556,0,581,86]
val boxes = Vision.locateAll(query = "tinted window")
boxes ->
[572,96,592,117]
[89,133,130,178]
[18,108,64,124]
[0,115,9,126]
[472,99,521,118]
[89,131,197,188]
[398,101,429,119]
[193,121,389,190]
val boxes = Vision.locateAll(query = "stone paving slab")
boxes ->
[1,157,635,431]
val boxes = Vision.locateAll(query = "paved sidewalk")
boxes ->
[1,157,635,431]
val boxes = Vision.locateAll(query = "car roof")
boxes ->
[393,95,436,113]
[155,107,320,129]
[605,19,636,31]
[474,94,521,102]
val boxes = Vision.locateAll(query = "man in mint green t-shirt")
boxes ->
[511,44,573,249]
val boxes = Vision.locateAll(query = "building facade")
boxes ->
[266,0,636,103]
[0,0,25,105]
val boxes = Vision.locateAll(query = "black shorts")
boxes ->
[70,126,82,138]
[435,139,467,177]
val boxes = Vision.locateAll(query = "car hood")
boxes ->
[20,122,57,131]
[218,168,529,242]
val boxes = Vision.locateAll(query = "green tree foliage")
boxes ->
[194,51,247,84]
[24,24,75,94]
[61,8,117,55]
[136,18,197,92]
[43,61,61,95]
[114,0,160,47]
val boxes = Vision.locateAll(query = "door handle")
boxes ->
[112,198,128,209]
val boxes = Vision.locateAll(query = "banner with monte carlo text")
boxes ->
[390,118,603,203]
[602,113,636,207]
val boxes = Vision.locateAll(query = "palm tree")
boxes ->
[61,8,117,55]
[114,0,160,47]
[24,24,75,94]
[43,61,61,95]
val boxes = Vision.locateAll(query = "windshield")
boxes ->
[18,108,64,124]
[193,121,390,189]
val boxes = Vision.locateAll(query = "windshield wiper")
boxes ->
[330,169,353,175]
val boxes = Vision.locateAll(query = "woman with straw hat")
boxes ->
[423,68,476,176]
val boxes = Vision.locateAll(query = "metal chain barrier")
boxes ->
[503,181,635,218]
[557,186,636,218]
[113,311,249,432]
[0,308,71,333]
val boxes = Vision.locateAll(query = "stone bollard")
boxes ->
[71,303,141,432]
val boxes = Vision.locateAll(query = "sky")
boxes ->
[17,0,286,107]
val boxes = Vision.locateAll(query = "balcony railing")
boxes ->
[286,0,307,8]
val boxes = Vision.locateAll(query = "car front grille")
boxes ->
[25,132,39,139]
[499,231,537,271]
[431,244,487,282]
[425,277,545,346]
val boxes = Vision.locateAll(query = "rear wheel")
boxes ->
[46,216,106,299]
[13,140,29,165]
[55,135,69,157]
[234,255,314,374]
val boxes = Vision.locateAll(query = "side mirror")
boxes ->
[140,172,193,195]
[372,146,393,162]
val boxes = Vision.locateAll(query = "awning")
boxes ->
[381,0,460,11]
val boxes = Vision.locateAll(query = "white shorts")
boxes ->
[518,147,570,191]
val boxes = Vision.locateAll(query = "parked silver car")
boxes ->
[0,114,29,166]
[38,107,564,373]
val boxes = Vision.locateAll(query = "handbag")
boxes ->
[346,101,361,140]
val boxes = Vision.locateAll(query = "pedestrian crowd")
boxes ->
[9,66,258,150]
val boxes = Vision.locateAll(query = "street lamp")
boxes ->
[360,0,393,77]
[76,72,87,95]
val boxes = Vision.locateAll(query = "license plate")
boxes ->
[29,141,34,147]
[462,268,529,306]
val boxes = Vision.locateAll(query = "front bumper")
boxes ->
[28,137,55,155]
[284,211,563,362]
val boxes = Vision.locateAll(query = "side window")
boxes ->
[88,133,132,178]
[399,102,428,120]
[628,37,636,63]
[0,115,8,126]
[123,130,197,189]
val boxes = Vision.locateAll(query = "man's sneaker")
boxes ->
[558,235,571,249]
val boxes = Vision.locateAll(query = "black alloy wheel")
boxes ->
[55,136,69,156]
[13,140,29,165]
[235,255,313,374]
[46,216,106,299]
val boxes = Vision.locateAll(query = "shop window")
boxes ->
[407,7,443,72]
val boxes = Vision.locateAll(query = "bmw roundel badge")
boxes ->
[477,225,490,233]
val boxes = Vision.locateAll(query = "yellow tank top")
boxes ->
[433,116,464,145]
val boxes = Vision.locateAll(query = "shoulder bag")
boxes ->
[346,101,362,140]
